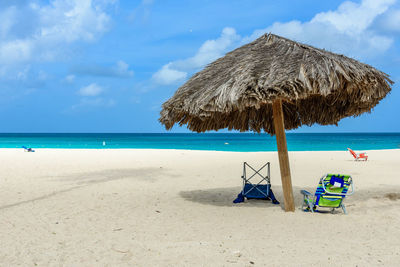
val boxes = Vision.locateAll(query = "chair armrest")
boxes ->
[300,190,312,196]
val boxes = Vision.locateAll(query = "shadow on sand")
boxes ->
[180,186,309,210]
[1,167,178,211]
[179,185,400,211]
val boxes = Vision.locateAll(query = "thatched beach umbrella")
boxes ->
[159,33,393,212]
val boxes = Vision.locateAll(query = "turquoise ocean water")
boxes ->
[0,133,399,151]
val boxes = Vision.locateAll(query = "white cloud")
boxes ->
[152,63,187,85]
[243,0,397,58]
[0,0,114,64]
[114,60,134,77]
[72,80,115,110]
[153,27,240,85]
[175,27,240,71]
[0,65,47,90]
[65,74,76,83]
[0,39,34,63]
[78,83,104,96]
[153,0,400,86]
[311,0,394,34]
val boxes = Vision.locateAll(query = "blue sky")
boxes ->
[0,0,399,133]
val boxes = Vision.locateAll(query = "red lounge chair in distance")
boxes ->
[347,148,368,161]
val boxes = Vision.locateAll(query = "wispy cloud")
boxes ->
[70,97,116,110]
[0,0,115,64]
[129,0,154,23]
[152,0,400,86]
[152,63,187,85]
[152,27,240,85]
[243,0,398,58]
[64,74,76,83]
[0,65,48,90]
[71,60,134,78]
[78,83,104,97]
[72,82,115,110]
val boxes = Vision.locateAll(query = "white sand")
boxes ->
[0,148,399,266]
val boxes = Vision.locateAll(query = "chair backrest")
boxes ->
[315,174,353,208]
[347,148,357,159]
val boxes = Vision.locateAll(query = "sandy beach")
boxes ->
[1,148,399,266]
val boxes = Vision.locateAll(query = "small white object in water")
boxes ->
[224,142,229,145]
[103,141,106,146]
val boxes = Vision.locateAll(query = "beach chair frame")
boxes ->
[301,174,354,214]
[22,146,35,152]
[347,148,368,161]
[233,162,279,204]
[241,162,271,199]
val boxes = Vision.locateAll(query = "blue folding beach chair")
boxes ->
[301,174,354,214]
[22,146,35,152]
[233,162,279,205]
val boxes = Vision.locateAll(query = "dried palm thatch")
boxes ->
[160,33,393,134]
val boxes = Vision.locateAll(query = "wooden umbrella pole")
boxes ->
[272,99,295,212]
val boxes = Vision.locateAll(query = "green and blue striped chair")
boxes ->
[301,174,354,214]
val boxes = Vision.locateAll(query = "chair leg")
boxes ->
[302,198,310,212]
[307,199,314,213]
[301,195,315,213]
[341,204,347,214]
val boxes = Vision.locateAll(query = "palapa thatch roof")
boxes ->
[159,33,393,134]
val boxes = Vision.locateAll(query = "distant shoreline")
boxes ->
[1,148,400,153]
[1,132,400,134]
[1,133,399,151]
